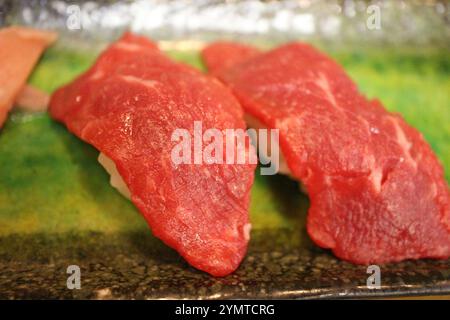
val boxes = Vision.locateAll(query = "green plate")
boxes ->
[0,46,449,299]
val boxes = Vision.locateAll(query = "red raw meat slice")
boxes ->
[202,42,450,264]
[202,41,261,75]
[50,33,256,276]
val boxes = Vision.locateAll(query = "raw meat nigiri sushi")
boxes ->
[202,42,450,265]
[49,33,256,276]
[0,26,57,126]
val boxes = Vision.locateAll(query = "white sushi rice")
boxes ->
[98,153,131,200]
[245,114,308,193]
[244,114,291,176]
